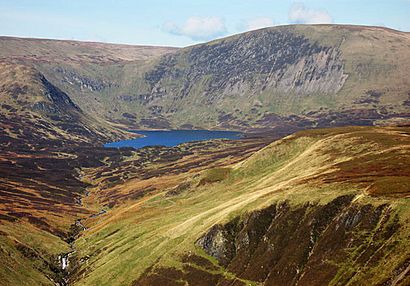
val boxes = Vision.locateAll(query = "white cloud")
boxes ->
[162,17,227,41]
[288,3,333,24]
[241,17,274,31]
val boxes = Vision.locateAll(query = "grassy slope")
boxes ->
[0,221,70,286]
[0,36,178,127]
[0,25,409,285]
[0,61,132,144]
[109,24,410,128]
[1,25,409,130]
[295,25,410,112]
[0,126,268,285]
[73,126,410,285]
[0,36,177,63]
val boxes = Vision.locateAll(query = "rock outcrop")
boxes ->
[136,194,408,286]
[194,195,404,285]
[2,25,409,130]
[145,28,347,104]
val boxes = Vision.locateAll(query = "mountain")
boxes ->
[1,125,409,285]
[135,25,410,130]
[2,25,408,132]
[0,25,409,286]
[0,36,176,63]
[0,37,177,142]
[0,36,178,131]
[0,61,128,146]
[71,126,409,286]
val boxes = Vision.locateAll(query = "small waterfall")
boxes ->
[61,255,68,270]
[56,254,70,286]
[59,253,70,270]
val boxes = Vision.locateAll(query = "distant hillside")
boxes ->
[0,61,130,145]
[0,36,177,64]
[2,24,410,135]
[127,25,410,130]
[1,25,409,133]
[0,26,409,286]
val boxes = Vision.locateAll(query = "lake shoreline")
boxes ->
[104,129,244,149]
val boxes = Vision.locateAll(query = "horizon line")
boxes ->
[0,23,407,48]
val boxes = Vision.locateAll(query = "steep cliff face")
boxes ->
[0,36,178,131]
[0,61,129,145]
[196,195,404,286]
[135,195,408,286]
[1,25,409,131]
[129,25,409,129]
[145,28,347,105]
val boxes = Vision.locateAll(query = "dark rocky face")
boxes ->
[144,28,347,105]
[136,195,404,286]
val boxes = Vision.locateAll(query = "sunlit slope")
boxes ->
[0,59,136,285]
[73,126,410,285]
[0,36,176,64]
[0,36,178,128]
[1,25,409,130]
[0,61,130,144]
[0,220,72,286]
[100,25,410,129]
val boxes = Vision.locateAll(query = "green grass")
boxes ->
[0,221,70,286]
[73,126,410,286]
[4,24,407,129]
[199,167,232,185]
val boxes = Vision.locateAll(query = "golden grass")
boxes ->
[73,126,410,286]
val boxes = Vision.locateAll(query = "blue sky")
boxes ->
[0,0,409,47]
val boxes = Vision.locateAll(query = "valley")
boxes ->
[78,126,410,286]
[0,24,409,286]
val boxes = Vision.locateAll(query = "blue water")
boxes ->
[104,130,242,149]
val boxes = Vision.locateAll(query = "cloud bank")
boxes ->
[163,17,227,41]
[288,3,333,24]
[164,4,334,42]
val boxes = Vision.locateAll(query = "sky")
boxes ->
[0,0,409,47]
